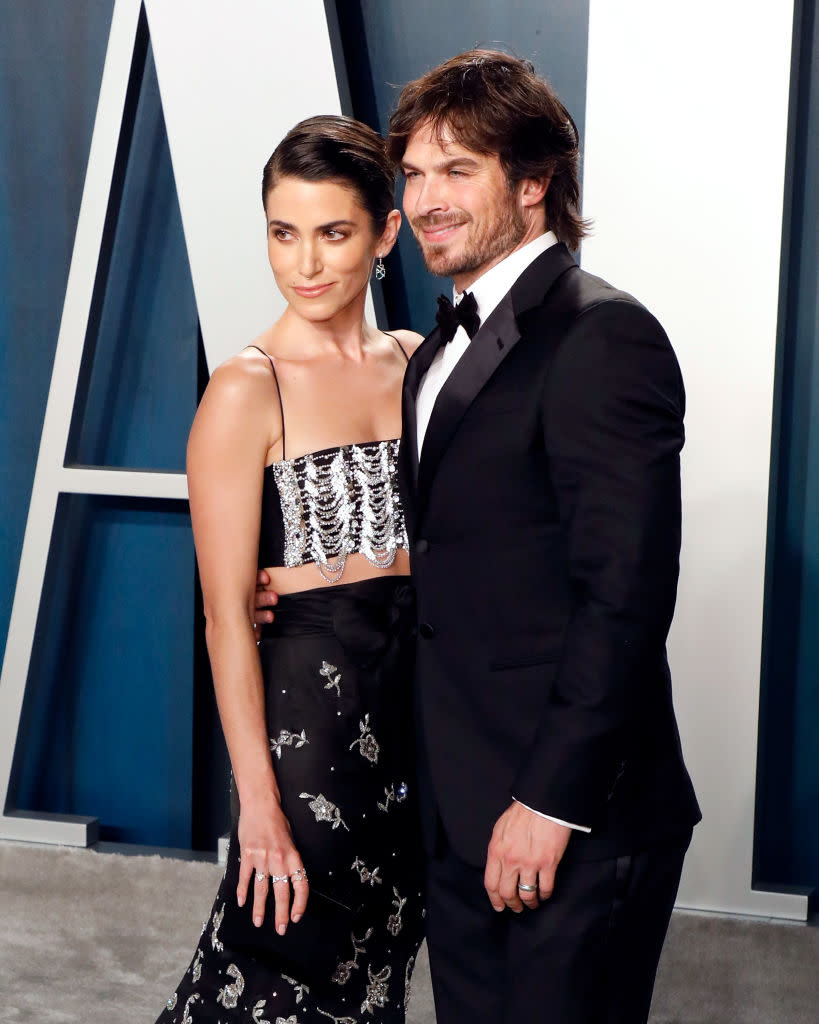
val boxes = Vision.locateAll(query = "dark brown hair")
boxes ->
[387,49,590,250]
[262,115,394,233]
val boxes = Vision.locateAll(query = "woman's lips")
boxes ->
[292,282,334,297]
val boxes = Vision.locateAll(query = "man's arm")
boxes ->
[485,300,684,910]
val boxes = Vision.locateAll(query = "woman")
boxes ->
[156,116,425,1024]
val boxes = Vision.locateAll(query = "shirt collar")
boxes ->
[454,230,559,324]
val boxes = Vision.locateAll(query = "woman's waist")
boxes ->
[259,573,416,640]
[261,550,411,597]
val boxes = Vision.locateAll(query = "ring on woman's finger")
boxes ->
[255,871,267,883]
[269,873,289,884]
[291,867,308,883]
[517,881,538,893]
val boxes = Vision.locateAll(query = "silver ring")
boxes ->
[269,873,289,884]
[517,882,538,893]
[291,867,308,883]
[255,871,267,883]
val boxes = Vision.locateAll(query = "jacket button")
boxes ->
[416,539,429,554]
[419,622,435,639]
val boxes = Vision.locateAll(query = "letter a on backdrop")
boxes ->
[0,0,344,845]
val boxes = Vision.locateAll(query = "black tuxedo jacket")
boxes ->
[400,243,701,867]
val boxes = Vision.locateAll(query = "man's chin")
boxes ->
[418,245,469,279]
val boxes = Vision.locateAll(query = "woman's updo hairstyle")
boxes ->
[262,115,394,234]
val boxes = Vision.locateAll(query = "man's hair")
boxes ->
[263,115,394,233]
[387,49,590,250]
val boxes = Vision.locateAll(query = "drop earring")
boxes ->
[374,256,386,280]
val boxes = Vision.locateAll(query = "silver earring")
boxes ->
[375,256,386,280]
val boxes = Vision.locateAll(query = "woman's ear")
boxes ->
[378,209,402,256]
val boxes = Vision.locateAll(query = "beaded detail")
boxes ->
[268,439,407,583]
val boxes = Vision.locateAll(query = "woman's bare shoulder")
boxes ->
[387,328,426,357]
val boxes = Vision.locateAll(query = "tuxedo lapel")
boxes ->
[416,295,519,504]
[415,243,577,510]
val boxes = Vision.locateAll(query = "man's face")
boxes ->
[401,120,527,290]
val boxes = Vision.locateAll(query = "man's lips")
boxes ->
[292,282,334,297]
[418,221,465,243]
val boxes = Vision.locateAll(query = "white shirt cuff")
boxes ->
[513,797,592,833]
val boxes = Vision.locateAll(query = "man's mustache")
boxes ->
[410,213,471,233]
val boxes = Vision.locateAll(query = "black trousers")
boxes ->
[425,826,690,1024]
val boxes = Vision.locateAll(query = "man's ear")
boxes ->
[519,176,551,208]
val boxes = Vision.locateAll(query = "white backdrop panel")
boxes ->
[583,1,802,916]
[144,0,346,371]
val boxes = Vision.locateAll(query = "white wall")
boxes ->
[145,0,345,372]
[583,0,803,917]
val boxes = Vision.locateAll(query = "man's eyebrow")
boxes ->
[402,156,481,173]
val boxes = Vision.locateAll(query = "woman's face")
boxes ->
[265,176,395,323]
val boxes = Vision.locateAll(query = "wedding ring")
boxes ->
[255,871,267,883]
[291,867,308,883]
[517,882,538,893]
[270,873,289,884]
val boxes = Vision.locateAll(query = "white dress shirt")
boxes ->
[415,230,591,834]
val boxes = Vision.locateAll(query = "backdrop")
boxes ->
[0,0,816,918]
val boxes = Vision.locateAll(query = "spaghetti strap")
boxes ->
[245,344,286,460]
[383,331,410,363]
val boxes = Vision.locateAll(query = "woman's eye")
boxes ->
[324,229,347,240]
[272,229,291,241]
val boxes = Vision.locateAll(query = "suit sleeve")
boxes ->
[512,299,685,826]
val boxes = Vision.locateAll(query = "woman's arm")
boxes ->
[187,351,305,934]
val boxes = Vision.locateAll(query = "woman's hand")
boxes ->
[236,800,309,934]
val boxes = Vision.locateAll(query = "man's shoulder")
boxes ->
[551,262,647,319]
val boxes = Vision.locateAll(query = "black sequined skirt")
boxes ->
[155,576,425,1024]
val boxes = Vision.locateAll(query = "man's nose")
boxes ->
[410,176,446,218]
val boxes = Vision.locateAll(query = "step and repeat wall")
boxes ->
[0,0,814,917]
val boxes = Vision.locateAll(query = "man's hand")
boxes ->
[484,802,571,912]
[253,569,278,641]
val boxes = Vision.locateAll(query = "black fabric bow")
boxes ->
[330,583,416,669]
[435,290,480,343]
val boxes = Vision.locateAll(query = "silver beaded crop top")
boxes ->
[259,439,409,583]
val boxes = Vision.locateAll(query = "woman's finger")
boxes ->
[251,868,270,927]
[237,850,256,908]
[270,871,292,935]
[290,865,309,922]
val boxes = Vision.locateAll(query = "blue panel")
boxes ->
[334,0,590,334]
[67,44,199,472]
[0,0,114,665]
[1,7,202,848]
[13,496,195,847]
[756,0,819,892]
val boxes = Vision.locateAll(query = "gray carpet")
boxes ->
[1,840,817,1023]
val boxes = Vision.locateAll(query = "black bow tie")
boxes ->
[435,291,480,344]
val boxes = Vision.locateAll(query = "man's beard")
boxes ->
[410,191,526,278]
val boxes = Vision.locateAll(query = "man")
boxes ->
[386,50,700,1023]
[256,49,700,1023]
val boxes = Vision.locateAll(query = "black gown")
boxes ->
[156,435,425,1024]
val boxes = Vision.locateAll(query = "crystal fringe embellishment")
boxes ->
[271,439,407,582]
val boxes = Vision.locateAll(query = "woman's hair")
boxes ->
[262,115,394,233]
[387,49,590,250]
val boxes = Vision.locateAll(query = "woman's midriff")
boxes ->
[261,548,411,595]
